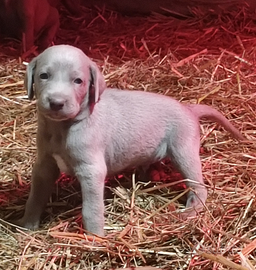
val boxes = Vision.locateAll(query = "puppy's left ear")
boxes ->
[89,61,106,103]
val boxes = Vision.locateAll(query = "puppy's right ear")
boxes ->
[24,57,37,100]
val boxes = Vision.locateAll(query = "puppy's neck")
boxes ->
[73,95,96,122]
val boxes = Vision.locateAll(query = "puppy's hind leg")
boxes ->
[16,155,60,229]
[168,136,207,218]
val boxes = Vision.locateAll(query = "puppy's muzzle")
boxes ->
[38,94,74,121]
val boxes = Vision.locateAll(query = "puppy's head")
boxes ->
[25,45,106,121]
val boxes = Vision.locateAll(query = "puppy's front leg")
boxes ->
[20,0,35,52]
[17,155,60,229]
[75,161,107,237]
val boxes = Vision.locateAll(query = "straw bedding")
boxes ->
[0,4,256,270]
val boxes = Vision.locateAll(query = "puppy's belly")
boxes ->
[106,147,167,175]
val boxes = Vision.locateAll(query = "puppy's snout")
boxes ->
[49,98,65,111]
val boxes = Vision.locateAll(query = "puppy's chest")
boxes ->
[52,153,72,174]
[48,132,73,175]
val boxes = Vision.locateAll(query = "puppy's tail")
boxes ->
[187,104,244,141]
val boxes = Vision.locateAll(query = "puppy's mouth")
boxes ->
[44,112,71,121]
[37,101,79,121]
[38,107,78,121]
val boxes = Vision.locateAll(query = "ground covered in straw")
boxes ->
[0,4,256,270]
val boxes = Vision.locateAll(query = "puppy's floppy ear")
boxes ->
[24,57,37,100]
[89,61,106,103]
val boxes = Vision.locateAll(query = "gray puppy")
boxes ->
[18,45,244,236]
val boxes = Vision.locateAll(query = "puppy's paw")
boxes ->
[178,208,198,220]
[12,218,40,231]
[186,187,207,206]
[178,188,207,220]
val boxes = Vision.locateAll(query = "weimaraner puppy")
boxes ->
[0,0,59,52]
[48,0,81,15]
[18,45,244,236]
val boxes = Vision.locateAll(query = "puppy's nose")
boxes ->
[49,100,65,111]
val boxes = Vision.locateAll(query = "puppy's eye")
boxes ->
[40,73,49,79]
[74,78,83,84]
